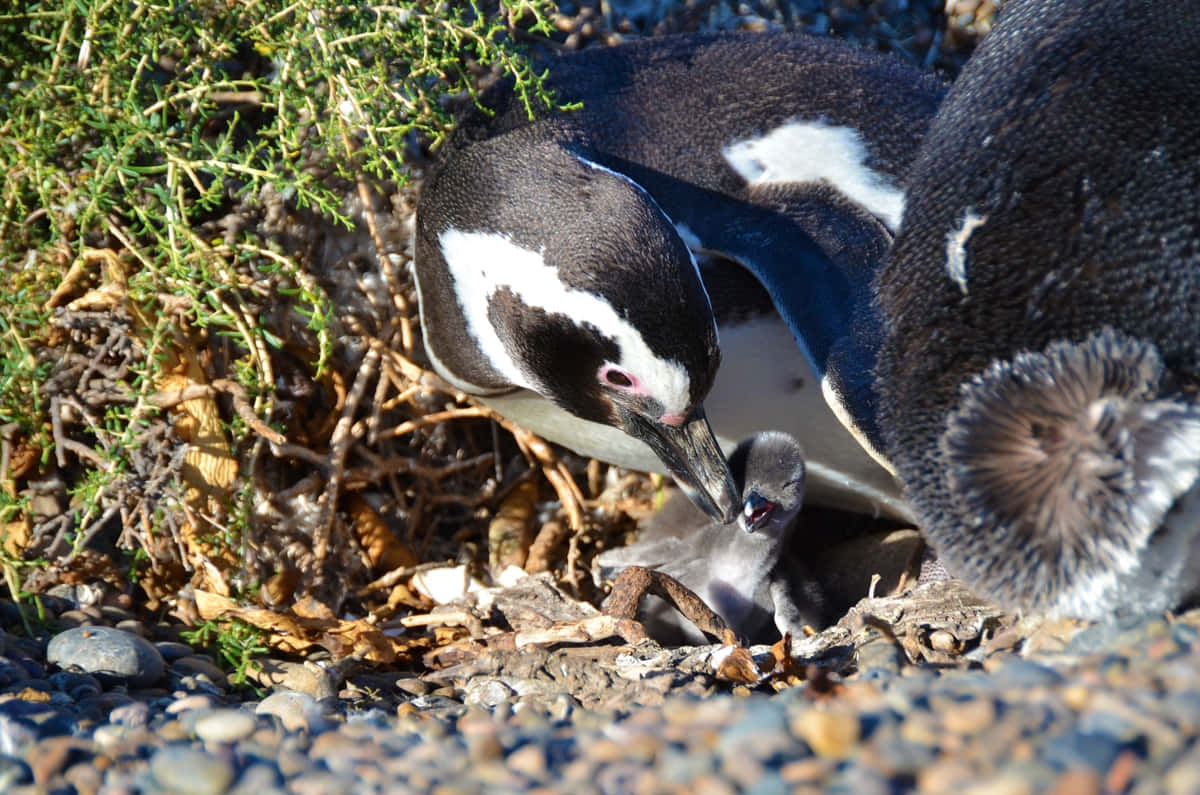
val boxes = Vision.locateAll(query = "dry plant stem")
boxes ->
[378,406,490,440]
[355,560,449,598]
[313,346,381,572]
[604,565,734,644]
[50,401,110,470]
[148,379,286,445]
[525,519,569,575]
[355,175,391,282]
[44,248,122,310]
[367,348,392,445]
[49,396,69,470]
[371,181,417,357]
[63,502,122,565]
[343,450,494,490]
[392,290,415,357]
[506,424,586,531]
[378,345,590,549]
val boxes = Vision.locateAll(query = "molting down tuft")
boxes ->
[936,328,1200,617]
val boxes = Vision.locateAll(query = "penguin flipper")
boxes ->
[704,181,891,386]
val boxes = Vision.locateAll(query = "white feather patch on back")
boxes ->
[722,118,906,231]
[945,209,988,295]
[437,228,692,415]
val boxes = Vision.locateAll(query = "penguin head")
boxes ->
[417,139,738,521]
[728,432,807,537]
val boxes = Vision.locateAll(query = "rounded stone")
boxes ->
[256,690,326,733]
[155,641,197,662]
[108,701,152,728]
[47,627,164,687]
[148,745,235,795]
[941,697,996,735]
[791,708,861,760]
[171,655,227,683]
[193,708,257,744]
[0,754,32,789]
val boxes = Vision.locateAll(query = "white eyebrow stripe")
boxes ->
[437,228,692,415]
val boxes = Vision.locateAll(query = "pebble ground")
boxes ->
[1,597,1197,794]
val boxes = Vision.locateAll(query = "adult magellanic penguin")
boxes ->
[414,32,945,522]
[874,0,1200,619]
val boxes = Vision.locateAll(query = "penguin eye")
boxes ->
[601,366,635,390]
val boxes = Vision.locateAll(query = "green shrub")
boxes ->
[0,0,564,589]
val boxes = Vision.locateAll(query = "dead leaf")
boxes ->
[193,589,405,664]
[348,494,417,572]
[489,478,537,571]
[525,518,568,575]
[713,646,762,685]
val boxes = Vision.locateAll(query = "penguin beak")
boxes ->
[740,492,775,533]
[620,407,740,523]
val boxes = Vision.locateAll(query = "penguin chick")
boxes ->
[597,432,817,645]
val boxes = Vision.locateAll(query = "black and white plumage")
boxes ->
[414,32,946,522]
[596,432,816,645]
[874,0,1200,619]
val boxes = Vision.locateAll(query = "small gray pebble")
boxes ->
[167,694,218,714]
[100,605,135,624]
[0,754,32,789]
[288,771,354,795]
[171,655,228,683]
[109,701,152,728]
[4,637,43,662]
[256,690,326,733]
[47,627,164,687]
[49,671,102,699]
[228,763,283,794]
[1043,729,1128,772]
[56,610,100,630]
[988,658,1064,689]
[10,657,44,680]
[155,642,196,662]
[463,678,515,708]
[149,745,235,795]
[114,619,148,637]
[0,658,26,688]
[193,708,257,744]
[394,677,430,697]
[0,715,37,755]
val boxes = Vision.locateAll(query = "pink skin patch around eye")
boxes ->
[598,365,686,426]
[599,365,644,394]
